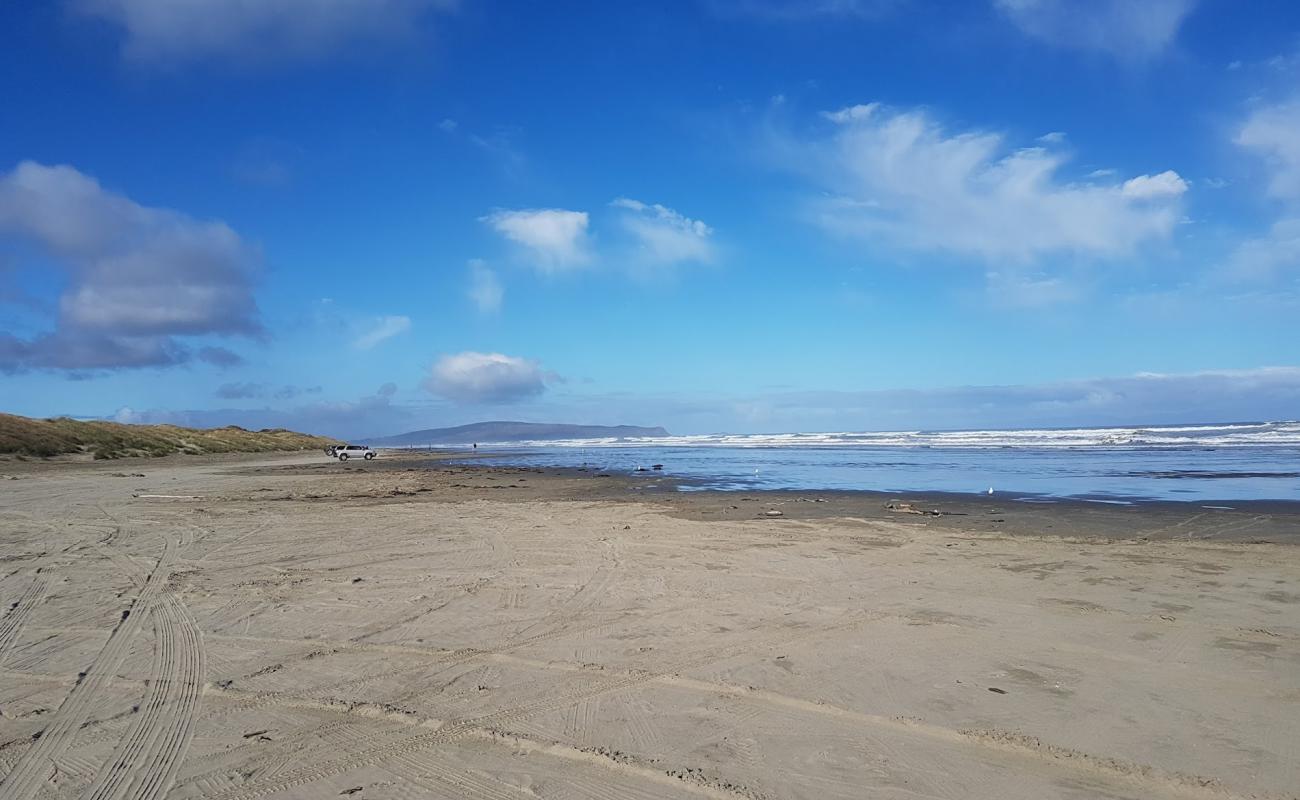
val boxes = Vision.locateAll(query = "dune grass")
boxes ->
[0,412,335,460]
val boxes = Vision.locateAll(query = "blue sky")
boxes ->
[1,0,1298,437]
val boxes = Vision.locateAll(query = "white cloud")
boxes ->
[984,271,1081,308]
[467,260,503,313]
[1225,218,1300,282]
[1222,97,1300,283]
[994,0,1197,59]
[1120,170,1189,200]
[72,0,456,65]
[423,351,549,404]
[467,128,527,178]
[0,161,261,372]
[820,103,879,124]
[784,103,1187,263]
[1236,98,1300,201]
[481,208,592,272]
[353,315,411,350]
[611,198,715,267]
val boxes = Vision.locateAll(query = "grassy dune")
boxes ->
[0,413,335,460]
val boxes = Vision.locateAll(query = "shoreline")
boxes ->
[7,450,1299,542]
[234,452,1300,543]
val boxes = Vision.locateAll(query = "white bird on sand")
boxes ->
[987,487,994,495]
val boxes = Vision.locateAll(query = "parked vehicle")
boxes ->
[325,443,347,457]
[335,444,375,461]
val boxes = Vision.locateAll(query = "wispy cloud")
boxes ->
[215,382,322,400]
[229,137,301,188]
[984,271,1082,308]
[708,0,900,20]
[731,366,1300,430]
[1236,97,1300,201]
[72,0,458,66]
[611,198,716,268]
[481,208,592,273]
[774,103,1187,264]
[438,119,528,177]
[994,0,1198,59]
[467,127,528,178]
[197,346,244,368]
[114,383,409,439]
[353,315,411,350]
[1225,219,1300,283]
[467,260,503,313]
[1223,96,1300,283]
[0,161,261,373]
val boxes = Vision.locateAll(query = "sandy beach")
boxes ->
[1,452,1297,800]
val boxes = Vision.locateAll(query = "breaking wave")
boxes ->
[489,421,1300,450]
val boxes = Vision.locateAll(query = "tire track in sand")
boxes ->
[197,613,877,800]
[0,573,47,665]
[0,538,174,800]
[82,591,204,800]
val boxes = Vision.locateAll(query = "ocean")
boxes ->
[426,421,1300,503]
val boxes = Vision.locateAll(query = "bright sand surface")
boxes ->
[0,453,1297,800]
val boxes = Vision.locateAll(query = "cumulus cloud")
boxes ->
[353,315,411,350]
[72,0,457,65]
[467,260,503,313]
[611,198,715,267]
[995,0,1197,59]
[780,103,1187,264]
[481,208,592,272]
[1120,170,1189,200]
[0,161,261,372]
[423,351,550,404]
[1236,98,1300,201]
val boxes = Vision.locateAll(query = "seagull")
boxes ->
[987,487,994,495]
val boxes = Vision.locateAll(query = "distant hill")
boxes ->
[0,412,334,460]
[364,421,669,447]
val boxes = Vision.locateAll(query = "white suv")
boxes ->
[335,445,375,461]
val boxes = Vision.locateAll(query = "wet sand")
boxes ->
[1,452,1297,799]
